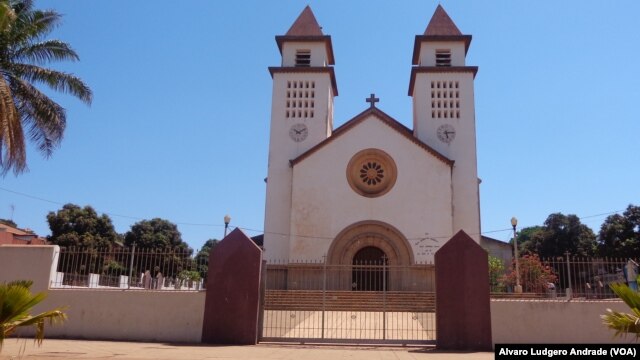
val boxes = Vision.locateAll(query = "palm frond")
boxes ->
[13,40,79,64]
[12,64,92,104]
[601,283,640,338]
[0,73,26,175]
[0,1,16,31]
[0,0,91,176]
[610,282,640,315]
[11,7,61,44]
[0,280,67,352]
[601,309,640,339]
[10,76,65,156]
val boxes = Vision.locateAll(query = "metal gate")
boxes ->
[260,260,436,344]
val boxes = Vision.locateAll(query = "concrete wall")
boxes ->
[1,245,205,343]
[45,290,204,342]
[491,300,635,344]
[0,245,59,292]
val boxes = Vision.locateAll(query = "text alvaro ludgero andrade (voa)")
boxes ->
[495,344,638,359]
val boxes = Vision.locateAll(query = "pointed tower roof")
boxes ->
[285,6,324,36]
[412,5,472,64]
[424,5,462,36]
[275,6,335,65]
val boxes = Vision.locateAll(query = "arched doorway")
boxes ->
[352,246,388,291]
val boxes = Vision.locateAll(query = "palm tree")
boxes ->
[0,0,92,175]
[0,280,66,353]
[601,283,640,339]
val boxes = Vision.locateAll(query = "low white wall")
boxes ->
[491,299,637,344]
[1,245,205,343]
[0,245,59,292]
[44,289,205,343]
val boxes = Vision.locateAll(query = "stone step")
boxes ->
[264,290,436,312]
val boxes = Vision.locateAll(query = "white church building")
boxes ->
[263,5,483,272]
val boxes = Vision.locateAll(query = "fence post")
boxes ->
[322,255,327,339]
[565,252,572,299]
[382,255,387,340]
[128,244,136,289]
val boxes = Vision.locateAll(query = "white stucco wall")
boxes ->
[43,290,205,343]
[289,115,453,263]
[1,245,205,343]
[412,71,480,242]
[491,300,636,345]
[264,71,334,262]
[0,245,59,292]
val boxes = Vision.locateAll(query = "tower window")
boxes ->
[436,49,451,67]
[295,50,311,67]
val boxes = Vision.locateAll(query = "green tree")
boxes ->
[513,226,545,255]
[488,255,506,292]
[515,214,597,258]
[602,283,640,339]
[124,219,192,279]
[195,239,219,279]
[46,204,119,248]
[0,280,66,353]
[598,205,640,258]
[0,0,92,176]
[124,218,190,250]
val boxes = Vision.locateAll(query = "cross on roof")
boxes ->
[366,93,379,108]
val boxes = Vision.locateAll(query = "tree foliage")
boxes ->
[194,239,219,279]
[602,283,640,339]
[0,280,66,353]
[598,205,640,258]
[46,203,119,248]
[0,0,92,175]
[515,213,597,258]
[488,255,506,292]
[124,218,190,251]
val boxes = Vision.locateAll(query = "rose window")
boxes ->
[347,149,397,198]
[360,162,384,185]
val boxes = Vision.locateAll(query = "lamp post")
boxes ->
[224,214,231,238]
[511,217,522,294]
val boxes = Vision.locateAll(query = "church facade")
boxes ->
[263,6,481,269]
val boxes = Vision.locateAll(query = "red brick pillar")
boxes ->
[435,230,492,350]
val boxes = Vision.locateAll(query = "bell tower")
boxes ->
[409,5,481,241]
[263,6,338,261]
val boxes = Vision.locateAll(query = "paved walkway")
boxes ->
[0,339,493,360]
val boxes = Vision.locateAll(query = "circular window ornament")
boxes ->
[346,149,397,198]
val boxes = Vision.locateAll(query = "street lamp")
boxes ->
[511,217,522,294]
[224,214,231,238]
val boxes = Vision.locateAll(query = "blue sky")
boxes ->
[2,1,639,250]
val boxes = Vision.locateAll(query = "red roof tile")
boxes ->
[286,6,324,36]
[424,5,462,36]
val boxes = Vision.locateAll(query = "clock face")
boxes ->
[437,124,456,143]
[289,123,308,142]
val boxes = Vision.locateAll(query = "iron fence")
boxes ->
[261,260,436,344]
[490,254,638,300]
[52,246,208,291]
